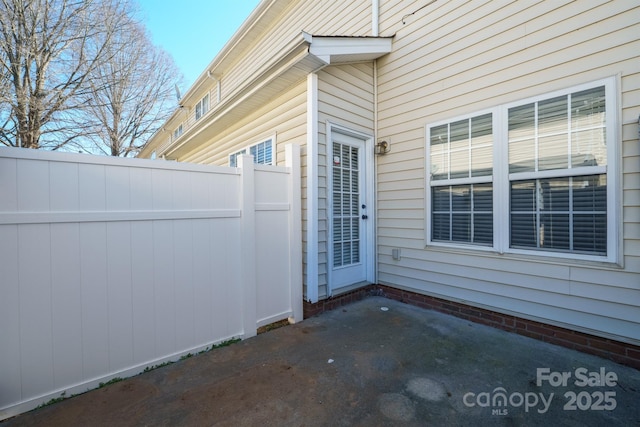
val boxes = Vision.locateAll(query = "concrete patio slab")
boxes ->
[3,297,639,426]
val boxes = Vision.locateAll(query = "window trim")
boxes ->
[425,77,619,264]
[426,108,498,254]
[229,135,276,167]
[426,108,497,248]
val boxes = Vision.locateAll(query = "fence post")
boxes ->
[239,154,257,338]
[286,144,303,323]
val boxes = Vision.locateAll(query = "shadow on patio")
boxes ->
[3,297,639,426]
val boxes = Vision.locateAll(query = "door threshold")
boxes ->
[330,281,372,298]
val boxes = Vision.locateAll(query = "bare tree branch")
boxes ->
[0,0,174,152]
[76,14,181,157]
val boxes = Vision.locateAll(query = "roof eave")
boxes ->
[157,32,395,160]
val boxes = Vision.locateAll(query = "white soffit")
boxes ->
[303,32,393,65]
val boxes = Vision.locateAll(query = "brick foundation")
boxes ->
[303,284,640,370]
[303,285,379,318]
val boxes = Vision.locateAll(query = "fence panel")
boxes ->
[0,145,301,420]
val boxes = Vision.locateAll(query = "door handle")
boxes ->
[362,214,368,220]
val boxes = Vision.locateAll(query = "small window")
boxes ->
[229,137,274,167]
[195,94,209,120]
[172,124,183,141]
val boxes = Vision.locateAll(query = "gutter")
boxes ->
[161,31,393,159]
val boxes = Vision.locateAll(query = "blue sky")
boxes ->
[137,0,261,90]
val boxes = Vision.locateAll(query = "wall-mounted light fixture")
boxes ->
[375,139,390,155]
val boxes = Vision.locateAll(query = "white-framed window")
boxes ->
[429,112,494,245]
[229,137,275,167]
[195,93,209,120]
[426,77,618,262]
[172,124,183,141]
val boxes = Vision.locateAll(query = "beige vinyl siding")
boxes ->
[316,63,375,299]
[180,82,306,166]
[319,64,375,131]
[221,0,372,110]
[380,1,638,125]
[622,72,640,270]
[376,0,640,344]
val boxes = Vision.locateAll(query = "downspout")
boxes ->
[373,60,379,284]
[306,73,319,303]
[207,71,222,104]
[372,0,379,36]
[372,0,380,283]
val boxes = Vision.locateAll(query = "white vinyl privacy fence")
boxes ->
[0,145,302,420]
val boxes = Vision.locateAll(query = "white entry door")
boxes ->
[329,131,371,292]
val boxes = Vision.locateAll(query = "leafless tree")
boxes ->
[0,0,177,154]
[77,17,181,157]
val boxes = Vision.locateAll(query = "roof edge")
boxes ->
[181,0,286,104]
[304,32,394,65]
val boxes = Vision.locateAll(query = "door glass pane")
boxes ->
[333,141,360,267]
